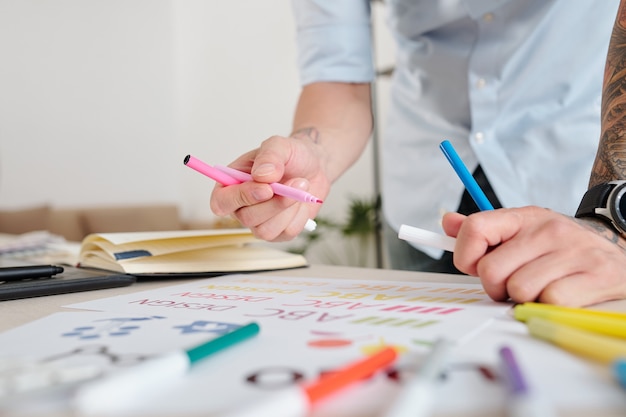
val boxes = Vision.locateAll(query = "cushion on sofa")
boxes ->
[0,205,51,235]
[82,204,182,234]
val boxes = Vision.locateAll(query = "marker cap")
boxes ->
[398,225,456,252]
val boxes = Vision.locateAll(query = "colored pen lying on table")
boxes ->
[515,301,626,319]
[521,304,626,389]
[0,265,64,281]
[73,322,260,416]
[382,338,454,417]
[223,346,398,417]
[440,140,495,211]
[612,359,626,389]
[514,302,626,339]
[499,346,555,417]
[526,317,626,364]
[184,155,318,231]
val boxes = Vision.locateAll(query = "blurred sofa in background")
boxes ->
[0,204,231,242]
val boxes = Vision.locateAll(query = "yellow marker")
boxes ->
[514,303,626,339]
[516,302,626,320]
[527,317,626,364]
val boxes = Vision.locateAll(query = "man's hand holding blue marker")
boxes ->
[400,139,626,308]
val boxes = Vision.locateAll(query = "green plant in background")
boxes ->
[289,195,381,267]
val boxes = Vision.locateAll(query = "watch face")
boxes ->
[609,182,626,232]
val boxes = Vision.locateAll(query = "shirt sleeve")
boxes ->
[291,0,375,85]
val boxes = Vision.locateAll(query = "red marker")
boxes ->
[223,346,398,417]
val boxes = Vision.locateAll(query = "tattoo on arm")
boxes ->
[574,217,626,251]
[290,127,320,144]
[591,0,626,186]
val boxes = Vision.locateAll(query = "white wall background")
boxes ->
[0,0,394,265]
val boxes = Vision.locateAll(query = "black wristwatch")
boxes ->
[575,180,626,236]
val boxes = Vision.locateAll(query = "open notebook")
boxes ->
[77,228,308,276]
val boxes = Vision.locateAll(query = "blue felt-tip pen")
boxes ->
[613,358,626,389]
[439,140,494,211]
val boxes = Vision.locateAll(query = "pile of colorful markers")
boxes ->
[514,301,626,388]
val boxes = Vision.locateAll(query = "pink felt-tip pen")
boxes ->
[214,164,323,204]
[184,155,241,186]
[184,155,317,231]
[222,346,398,417]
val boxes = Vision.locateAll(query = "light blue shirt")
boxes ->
[292,0,619,257]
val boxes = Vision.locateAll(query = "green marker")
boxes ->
[185,322,260,363]
[74,322,260,415]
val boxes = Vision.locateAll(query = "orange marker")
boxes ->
[223,346,398,417]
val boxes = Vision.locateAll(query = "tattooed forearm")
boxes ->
[290,127,320,144]
[591,0,626,186]
[574,216,626,251]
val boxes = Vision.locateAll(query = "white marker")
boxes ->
[398,224,456,252]
[73,323,260,416]
[382,338,455,417]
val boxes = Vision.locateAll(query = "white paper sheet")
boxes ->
[1,274,624,416]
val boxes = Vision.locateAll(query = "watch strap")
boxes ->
[575,183,614,218]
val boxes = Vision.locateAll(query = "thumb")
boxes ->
[250,136,294,183]
[441,212,466,238]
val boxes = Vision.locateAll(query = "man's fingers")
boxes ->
[538,250,626,307]
[453,207,554,273]
[251,136,295,183]
[210,182,274,216]
[252,203,314,242]
[441,212,465,237]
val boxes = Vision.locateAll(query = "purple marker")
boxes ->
[498,346,555,417]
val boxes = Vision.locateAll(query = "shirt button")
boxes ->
[483,13,494,22]
[475,78,486,89]
[474,132,485,144]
